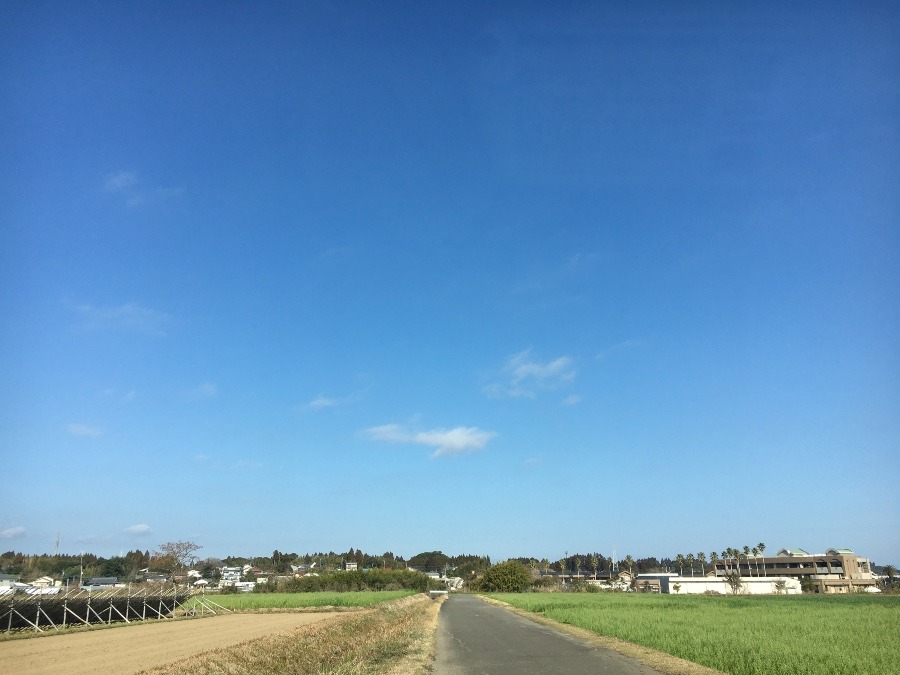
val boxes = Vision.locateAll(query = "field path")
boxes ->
[0,612,340,674]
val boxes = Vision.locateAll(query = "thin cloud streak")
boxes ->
[103,170,138,192]
[192,382,218,398]
[67,301,171,337]
[68,423,103,438]
[485,349,576,399]
[365,423,497,457]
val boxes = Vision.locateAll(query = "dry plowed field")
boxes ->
[0,612,340,674]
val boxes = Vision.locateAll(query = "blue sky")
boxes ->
[2,2,898,566]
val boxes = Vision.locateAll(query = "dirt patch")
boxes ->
[0,612,341,675]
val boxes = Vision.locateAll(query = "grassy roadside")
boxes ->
[487,593,900,675]
[141,593,444,675]
[479,595,722,675]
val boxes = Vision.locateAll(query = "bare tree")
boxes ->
[157,541,202,569]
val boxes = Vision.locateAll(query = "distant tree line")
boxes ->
[255,568,443,593]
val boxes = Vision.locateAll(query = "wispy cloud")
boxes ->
[561,394,582,406]
[102,388,137,402]
[0,526,26,540]
[67,301,170,337]
[595,339,642,360]
[68,423,103,438]
[104,170,138,192]
[192,382,218,398]
[102,170,183,206]
[305,389,365,411]
[308,394,339,410]
[124,524,152,536]
[365,423,497,457]
[484,349,576,398]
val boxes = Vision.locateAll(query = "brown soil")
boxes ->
[0,612,341,675]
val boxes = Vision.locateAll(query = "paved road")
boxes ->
[433,594,664,675]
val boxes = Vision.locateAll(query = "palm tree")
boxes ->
[752,547,760,576]
[729,548,740,577]
[710,551,719,576]
[697,552,706,576]
[687,553,695,577]
[574,557,582,578]
[675,553,685,576]
[743,546,752,577]
[757,542,766,576]
[590,555,599,580]
[722,550,731,575]
[623,554,635,576]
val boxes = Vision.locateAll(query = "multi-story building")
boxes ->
[710,548,876,593]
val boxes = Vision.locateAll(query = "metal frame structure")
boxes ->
[0,585,231,633]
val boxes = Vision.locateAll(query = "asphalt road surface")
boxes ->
[433,594,664,675]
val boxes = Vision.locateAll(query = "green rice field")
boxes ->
[493,593,899,675]
[182,590,417,611]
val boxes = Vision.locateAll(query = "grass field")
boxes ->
[181,590,417,611]
[493,593,900,675]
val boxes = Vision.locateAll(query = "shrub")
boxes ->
[475,561,532,593]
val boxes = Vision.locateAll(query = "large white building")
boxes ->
[635,572,801,594]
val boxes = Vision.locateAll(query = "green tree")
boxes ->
[757,542,766,576]
[697,552,706,576]
[675,553,685,576]
[476,561,532,593]
[724,571,743,594]
[98,556,129,579]
[709,551,719,575]
[743,546,752,577]
[686,553,695,577]
[590,555,599,579]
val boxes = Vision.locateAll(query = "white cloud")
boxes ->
[124,524,152,536]
[365,423,497,457]
[561,394,582,406]
[193,382,218,398]
[485,349,576,398]
[68,423,103,438]
[103,170,182,206]
[304,388,366,411]
[308,394,339,410]
[0,526,26,539]
[67,301,170,337]
[104,170,138,192]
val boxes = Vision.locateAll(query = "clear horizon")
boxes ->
[2,3,898,566]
